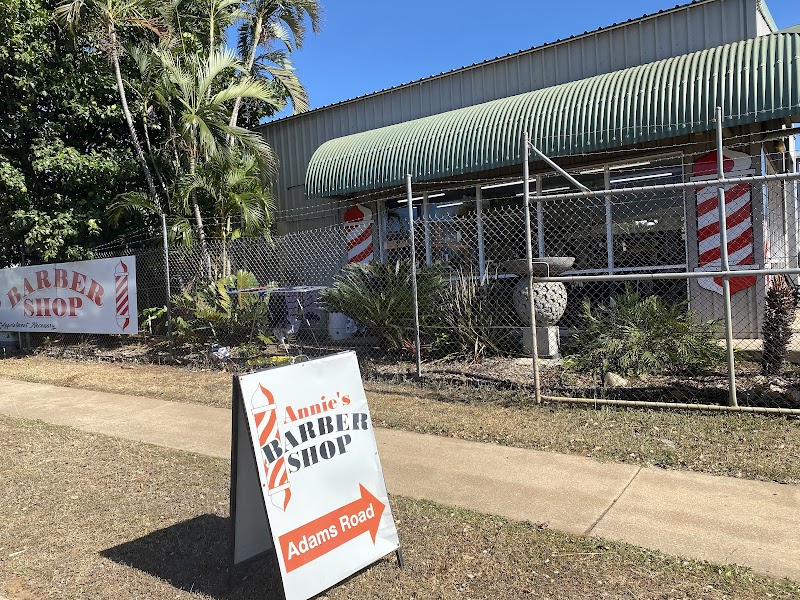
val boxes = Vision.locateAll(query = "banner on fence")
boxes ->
[0,257,138,334]
[230,352,399,600]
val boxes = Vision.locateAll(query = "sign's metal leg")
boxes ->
[395,547,406,569]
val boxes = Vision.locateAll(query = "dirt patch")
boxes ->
[370,356,800,409]
[28,335,800,408]
[2,356,800,485]
[1,415,798,599]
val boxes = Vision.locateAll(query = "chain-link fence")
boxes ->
[12,128,800,413]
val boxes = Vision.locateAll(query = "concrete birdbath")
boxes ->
[501,257,575,358]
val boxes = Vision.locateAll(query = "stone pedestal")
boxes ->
[522,326,560,359]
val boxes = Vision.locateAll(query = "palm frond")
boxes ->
[197,48,240,98]
[54,0,89,34]
[212,77,277,106]
[257,61,308,113]
[107,191,164,224]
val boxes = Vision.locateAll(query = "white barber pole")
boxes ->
[691,149,757,294]
[344,204,374,263]
[230,353,402,600]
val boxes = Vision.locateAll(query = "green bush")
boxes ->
[319,261,446,354]
[171,270,267,342]
[564,287,726,377]
[435,269,520,361]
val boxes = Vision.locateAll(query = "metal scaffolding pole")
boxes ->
[716,106,738,408]
[423,192,432,266]
[535,175,545,258]
[522,133,542,405]
[406,174,423,379]
[476,185,486,280]
[161,214,173,349]
[604,165,614,274]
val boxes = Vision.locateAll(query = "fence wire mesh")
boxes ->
[14,146,800,413]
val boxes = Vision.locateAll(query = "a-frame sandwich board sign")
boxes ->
[229,352,401,600]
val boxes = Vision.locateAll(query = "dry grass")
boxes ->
[1,356,800,484]
[367,381,800,484]
[0,355,232,408]
[1,415,798,600]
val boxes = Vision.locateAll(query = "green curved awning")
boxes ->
[306,32,800,199]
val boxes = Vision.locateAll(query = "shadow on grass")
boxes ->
[100,514,284,599]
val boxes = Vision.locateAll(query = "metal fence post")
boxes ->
[522,133,542,405]
[716,107,738,408]
[20,241,30,352]
[535,175,545,258]
[406,174,423,379]
[423,192,432,266]
[476,185,486,281]
[161,214,173,349]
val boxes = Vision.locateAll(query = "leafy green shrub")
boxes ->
[171,270,267,342]
[762,282,796,375]
[435,269,520,361]
[319,261,446,354]
[140,305,168,335]
[564,287,726,377]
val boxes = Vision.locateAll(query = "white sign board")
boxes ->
[0,257,138,334]
[231,352,400,600]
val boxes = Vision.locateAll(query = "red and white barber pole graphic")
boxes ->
[692,149,757,294]
[344,204,374,264]
[115,260,131,331]
[251,384,292,511]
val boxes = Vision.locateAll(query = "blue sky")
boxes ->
[260,0,798,118]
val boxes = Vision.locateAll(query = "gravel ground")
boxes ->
[2,415,798,599]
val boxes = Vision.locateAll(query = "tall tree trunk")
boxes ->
[109,28,160,208]
[229,14,263,130]
[142,108,168,199]
[209,2,215,50]
[189,152,213,279]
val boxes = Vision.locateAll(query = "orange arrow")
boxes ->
[278,484,385,573]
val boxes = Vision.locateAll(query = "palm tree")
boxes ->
[206,0,241,51]
[154,46,278,277]
[230,0,321,128]
[183,153,275,275]
[55,0,166,210]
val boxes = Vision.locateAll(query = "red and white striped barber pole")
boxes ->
[344,204,374,264]
[251,384,292,511]
[691,149,757,294]
[115,260,132,331]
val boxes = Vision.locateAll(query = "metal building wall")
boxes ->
[260,0,769,232]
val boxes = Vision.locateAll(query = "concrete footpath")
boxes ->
[1,377,799,583]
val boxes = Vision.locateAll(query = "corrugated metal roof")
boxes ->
[306,32,800,199]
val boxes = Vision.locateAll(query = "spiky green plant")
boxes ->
[435,269,520,362]
[565,287,726,377]
[319,261,446,355]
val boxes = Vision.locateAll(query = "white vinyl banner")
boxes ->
[237,353,399,600]
[0,257,138,334]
